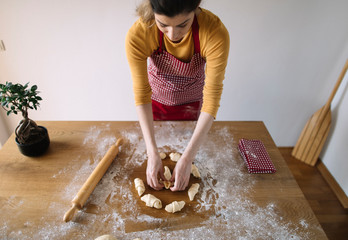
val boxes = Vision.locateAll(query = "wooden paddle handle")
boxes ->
[63,138,123,222]
[325,59,348,107]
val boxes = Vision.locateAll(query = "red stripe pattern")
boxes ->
[238,139,276,174]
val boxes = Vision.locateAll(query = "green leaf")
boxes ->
[0,81,43,117]
[31,85,38,91]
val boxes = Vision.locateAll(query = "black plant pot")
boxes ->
[15,126,50,157]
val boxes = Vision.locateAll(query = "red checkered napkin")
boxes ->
[238,138,276,174]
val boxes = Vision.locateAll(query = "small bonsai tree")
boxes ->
[0,81,45,144]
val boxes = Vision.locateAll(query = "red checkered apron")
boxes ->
[148,16,206,121]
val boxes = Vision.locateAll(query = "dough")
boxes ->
[141,194,162,209]
[191,164,201,178]
[134,178,145,196]
[165,201,185,213]
[164,166,171,180]
[94,235,118,240]
[163,166,172,189]
[95,236,140,240]
[169,152,181,162]
[159,152,166,159]
[159,178,173,189]
[188,183,200,201]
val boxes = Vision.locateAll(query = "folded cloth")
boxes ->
[238,138,276,174]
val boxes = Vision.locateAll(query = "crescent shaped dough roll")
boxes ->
[188,183,200,201]
[165,201,185,213]
[169,152,181,162]
[164,166,171,180]
[134,178,145,196]
[191,164,201,178]
[163,166,172,189]
[94,235,118,240]
[141,194,162,209]
[159,152,166,159]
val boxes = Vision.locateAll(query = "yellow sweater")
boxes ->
[125,8,230,118]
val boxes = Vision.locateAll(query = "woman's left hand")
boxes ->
[170,158,192,191]
[169,113,215,191]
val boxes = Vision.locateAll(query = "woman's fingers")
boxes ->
[146,156,164,190]
[147,174,163,190]
[152,179,164,190]
[170,162,191,191]
[170,177,189,191]
[159,166,166,182]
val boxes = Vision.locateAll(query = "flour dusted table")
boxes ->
[0,121,327,239]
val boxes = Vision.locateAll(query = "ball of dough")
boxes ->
[169,152,181,162]
[94,235,118,240]
[159,152,166,159]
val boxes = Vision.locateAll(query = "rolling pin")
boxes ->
[63,138,123,222]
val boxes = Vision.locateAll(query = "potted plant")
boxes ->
[0,81,50,156]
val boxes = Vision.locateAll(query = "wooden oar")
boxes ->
[292,59,348,166]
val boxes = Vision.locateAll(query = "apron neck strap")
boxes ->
[192,15,200,54]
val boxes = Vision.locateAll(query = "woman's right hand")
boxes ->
[146,152,165,190]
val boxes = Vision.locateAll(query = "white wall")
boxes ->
[215,0,348,145]
[0,112,10,147]
[0,0,137,129]
[1,1,348,191]
[320,41,348,196]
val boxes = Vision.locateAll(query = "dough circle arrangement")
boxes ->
[94,234,141,240]
[133,152,201,213]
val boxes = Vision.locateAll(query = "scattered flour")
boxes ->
[0,122,323,239]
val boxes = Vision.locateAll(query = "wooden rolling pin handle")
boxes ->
[63,203,80,222]
[63,138,124,222]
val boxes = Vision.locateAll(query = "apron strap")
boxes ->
[192,15,200,54]
[158,31,164,54]
[158,15,200,54]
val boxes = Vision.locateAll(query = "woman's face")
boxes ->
[154,11,195,43]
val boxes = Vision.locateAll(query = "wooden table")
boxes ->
[0,121,327,239]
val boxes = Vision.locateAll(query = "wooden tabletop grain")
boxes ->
[0,121,327,239]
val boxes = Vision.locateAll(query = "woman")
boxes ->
[126,0,229,191]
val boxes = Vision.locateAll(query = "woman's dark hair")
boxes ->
[150,0,201,17]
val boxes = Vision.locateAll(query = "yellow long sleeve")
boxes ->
[125,8,230,118]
